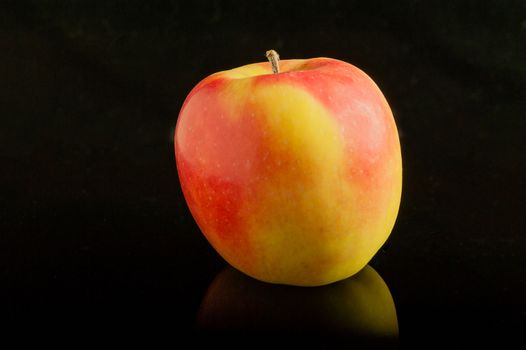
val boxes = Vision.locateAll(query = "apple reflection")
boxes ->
[196,265,398,342]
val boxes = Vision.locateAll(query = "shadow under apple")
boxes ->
[196,265,398,343]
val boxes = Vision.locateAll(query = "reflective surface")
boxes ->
[2,0,525,343]
[197,265,398,343]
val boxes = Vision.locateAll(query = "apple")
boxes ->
[196,265,398,341]
[175,50,402,286]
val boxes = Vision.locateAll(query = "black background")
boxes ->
[2,0,525,343]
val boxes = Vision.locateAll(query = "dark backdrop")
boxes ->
[2,0,525,343]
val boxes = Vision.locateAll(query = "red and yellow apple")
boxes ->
[175,51,402,286]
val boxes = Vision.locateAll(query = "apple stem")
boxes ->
[265,49,280,74]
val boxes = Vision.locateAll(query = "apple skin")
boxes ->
[175,57,402,286]
[196,265,398,341]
